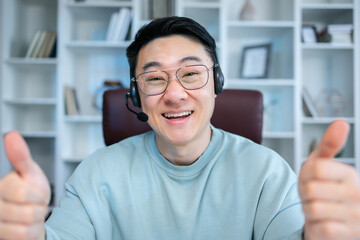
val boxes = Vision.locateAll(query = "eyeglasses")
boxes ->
[132,64,216,96]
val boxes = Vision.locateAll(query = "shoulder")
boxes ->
[68,131,154,182]
[214,127,281,160]
[212,127,295,178]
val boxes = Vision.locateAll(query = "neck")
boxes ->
[155,126,212,166]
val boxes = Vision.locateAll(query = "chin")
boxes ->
[162,129,195,145]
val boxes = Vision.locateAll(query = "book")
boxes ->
[328,24,353,34]
[117,9,132,41]
[64,86,80,116]
[48,37,57,58]
[38,31,52,58]
[112,8,131,42]
[106,12,118,41]
[331,33,352,43]
[43,32,57,58]
[327,24,353,43]
[25,30,42,58]
[31,30,47,58]
[302,87,319,117]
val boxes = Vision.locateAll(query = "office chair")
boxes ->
[102,88,263,146]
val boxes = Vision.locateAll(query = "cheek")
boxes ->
[140,94,158,115]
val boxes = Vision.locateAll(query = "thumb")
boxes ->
[3,131,50,201]
[309,120,350,160]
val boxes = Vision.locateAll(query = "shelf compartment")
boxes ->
[301,123,355,159]
[3,64,56,99]
[61,123,105,160]
[23,137,56,183]
[3,0,57,58]
[226,26,294,79]
[62,50,129,115]
[302,49,354,118]
[228,85,295,133]
[182,7,220,42]
[226,0,294,22]
[2,104,56,133]
[302,8,353,30]
[66,5,133,42]
[262,138,295,169]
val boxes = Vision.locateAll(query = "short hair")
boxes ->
[126,16,218,79]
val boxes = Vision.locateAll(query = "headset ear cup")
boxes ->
[213,65,224,94]
[130,81,141,108]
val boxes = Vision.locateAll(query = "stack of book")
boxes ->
[328,24,353,43]
[25,30,57,58]
[105,8,132,42]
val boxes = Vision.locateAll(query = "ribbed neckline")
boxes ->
[145,126,223,178]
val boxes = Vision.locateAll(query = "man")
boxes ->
[0,16,359,240]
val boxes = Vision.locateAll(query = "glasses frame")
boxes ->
[132,64,217,96]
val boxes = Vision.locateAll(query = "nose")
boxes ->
[162,74,188,103]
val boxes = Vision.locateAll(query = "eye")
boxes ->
[183,72,197,77]
[147,77,165,82]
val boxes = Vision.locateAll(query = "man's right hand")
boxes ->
[0,131,50,240]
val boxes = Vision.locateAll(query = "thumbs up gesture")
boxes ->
[0,132,50,240]
[299,120,360,240]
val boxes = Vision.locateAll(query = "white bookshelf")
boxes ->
[0,0,358,206]
[296,0,358,173]
[0,0,59,209]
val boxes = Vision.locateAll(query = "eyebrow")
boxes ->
[142,56,203,72]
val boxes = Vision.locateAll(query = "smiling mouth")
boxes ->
[162,111,193,120]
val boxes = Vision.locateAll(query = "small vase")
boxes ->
[239,0,256,21]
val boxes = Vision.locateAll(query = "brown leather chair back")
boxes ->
[102,88,263,146]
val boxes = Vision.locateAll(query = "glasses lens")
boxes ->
[177,65,209,90]
[137,71,168,95]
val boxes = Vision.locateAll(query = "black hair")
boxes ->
[126,16,218,79]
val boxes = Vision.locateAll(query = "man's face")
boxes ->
[135,35,216,148]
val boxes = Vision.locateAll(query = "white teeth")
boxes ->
[164,111,192,118]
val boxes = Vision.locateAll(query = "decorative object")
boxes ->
[315,88,345,117]
[239,0,256,21]
[94,80,123,111]
[301,25,318,43]
[240,43,272,79]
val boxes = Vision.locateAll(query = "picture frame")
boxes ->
[240,43,271,79]
[301,25,318,43]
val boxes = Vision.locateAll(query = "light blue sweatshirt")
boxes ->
[45,127,304,239]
